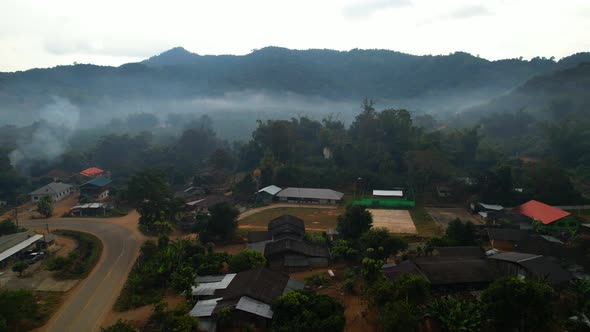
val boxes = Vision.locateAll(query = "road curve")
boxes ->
[21,219,140,332]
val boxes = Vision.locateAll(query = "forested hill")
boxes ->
[1,47,590,124]
[459,61,590,123]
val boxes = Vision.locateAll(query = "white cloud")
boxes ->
[0,0,589,71]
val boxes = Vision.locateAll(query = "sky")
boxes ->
[1,0,589,72]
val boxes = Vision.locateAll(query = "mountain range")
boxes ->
[0,46,589,126]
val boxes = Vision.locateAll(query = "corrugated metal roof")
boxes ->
[189,298,222,317]
[71,203,105,210]
[258,185,282,196]
[0,233,43,263]
[373,190,403,197]
[282,278,304,294]
[236,296,274,319]
[487,252,542,262]
[513,200,571,225]
[540,235,564,244]
[196,275,225,283]
[192,274,237,296]
[80,167,104,177]
[479,203,504,211]
[81,176,112,188]
[29,182,72,196]
[275,187,343,200]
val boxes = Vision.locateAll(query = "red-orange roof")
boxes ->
[80,167,104,177]
[512,200,571,225]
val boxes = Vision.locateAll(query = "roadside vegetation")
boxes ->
[0,290,63,332]
[114,236,227,311]
[46,230,102,279]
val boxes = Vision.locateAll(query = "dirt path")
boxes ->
[237,203,336,220]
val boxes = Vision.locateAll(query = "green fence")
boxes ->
[353,198,415,209]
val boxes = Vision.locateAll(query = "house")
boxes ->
[69,203,107,216]
[189,267,304,331]
[275,187,343,205]
[79,167,105,178]
[487,252,572,285]
[265,239,331,271]
[486,228,530,251]
[186,196,233,214]
[256,185,282,203]
[470,203,504,219]
[174,186,206,201]
[383,248,495,291]
[0,231,44,267]
[353,188,415,208]
[29,182,73,203]
[513,200,579,231]
[246,215,331,270]
[79,177,112,201]
[486,228,567,257]
[484,210,533,229]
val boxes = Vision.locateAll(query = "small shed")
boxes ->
[257,185,282,203]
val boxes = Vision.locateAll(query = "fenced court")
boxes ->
[369,209,416,234]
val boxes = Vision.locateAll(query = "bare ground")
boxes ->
[369,209,417,234]
[102,293,186,330]
[425,207,483,228]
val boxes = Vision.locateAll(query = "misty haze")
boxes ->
[1,1,589,332]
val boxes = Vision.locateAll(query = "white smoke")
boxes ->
[9,96,80,170]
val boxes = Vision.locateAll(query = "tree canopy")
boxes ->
[271,290,345,332]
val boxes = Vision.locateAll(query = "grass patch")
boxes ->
[0,290,64,332]
[239,207,343,230]
[409,207,443,238]
[33,291,64,329]
[567,209,590,222]
[49,230,102,279]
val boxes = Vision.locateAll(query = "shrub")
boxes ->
[304,273,331,287]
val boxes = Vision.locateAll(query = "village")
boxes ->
[1,162,589,332]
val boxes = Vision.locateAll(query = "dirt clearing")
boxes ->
[425,207,483,228]
[369,209,416,234]
[239,206,343,230]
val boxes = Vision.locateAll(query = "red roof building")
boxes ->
[512,200,571,225]
[80,167,105,178]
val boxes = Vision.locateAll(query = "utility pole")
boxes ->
[14,207,18,228]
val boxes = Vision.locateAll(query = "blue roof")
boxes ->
[81,176,112,188]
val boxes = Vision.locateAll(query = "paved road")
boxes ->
[21,219,140,332]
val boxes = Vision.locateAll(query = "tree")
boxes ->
[37,195,53,218]
[0,290,39,331]
[369,274,431,308]
[206,202,239,240]
[101,319,138,332]
[481,277,555,331]
[149,302,199,332]
[12,261,28,277]
[379,300,421,332]
[170,264,197,295]
[330,240,358,261]
[228,249,266,273]
[428,297,481,332]
[272,290,345,332]
[127,169,176,232]
[0,220,19,236]
[360,228,407,260]
[445,219,477,246]
[337,205,372,240]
